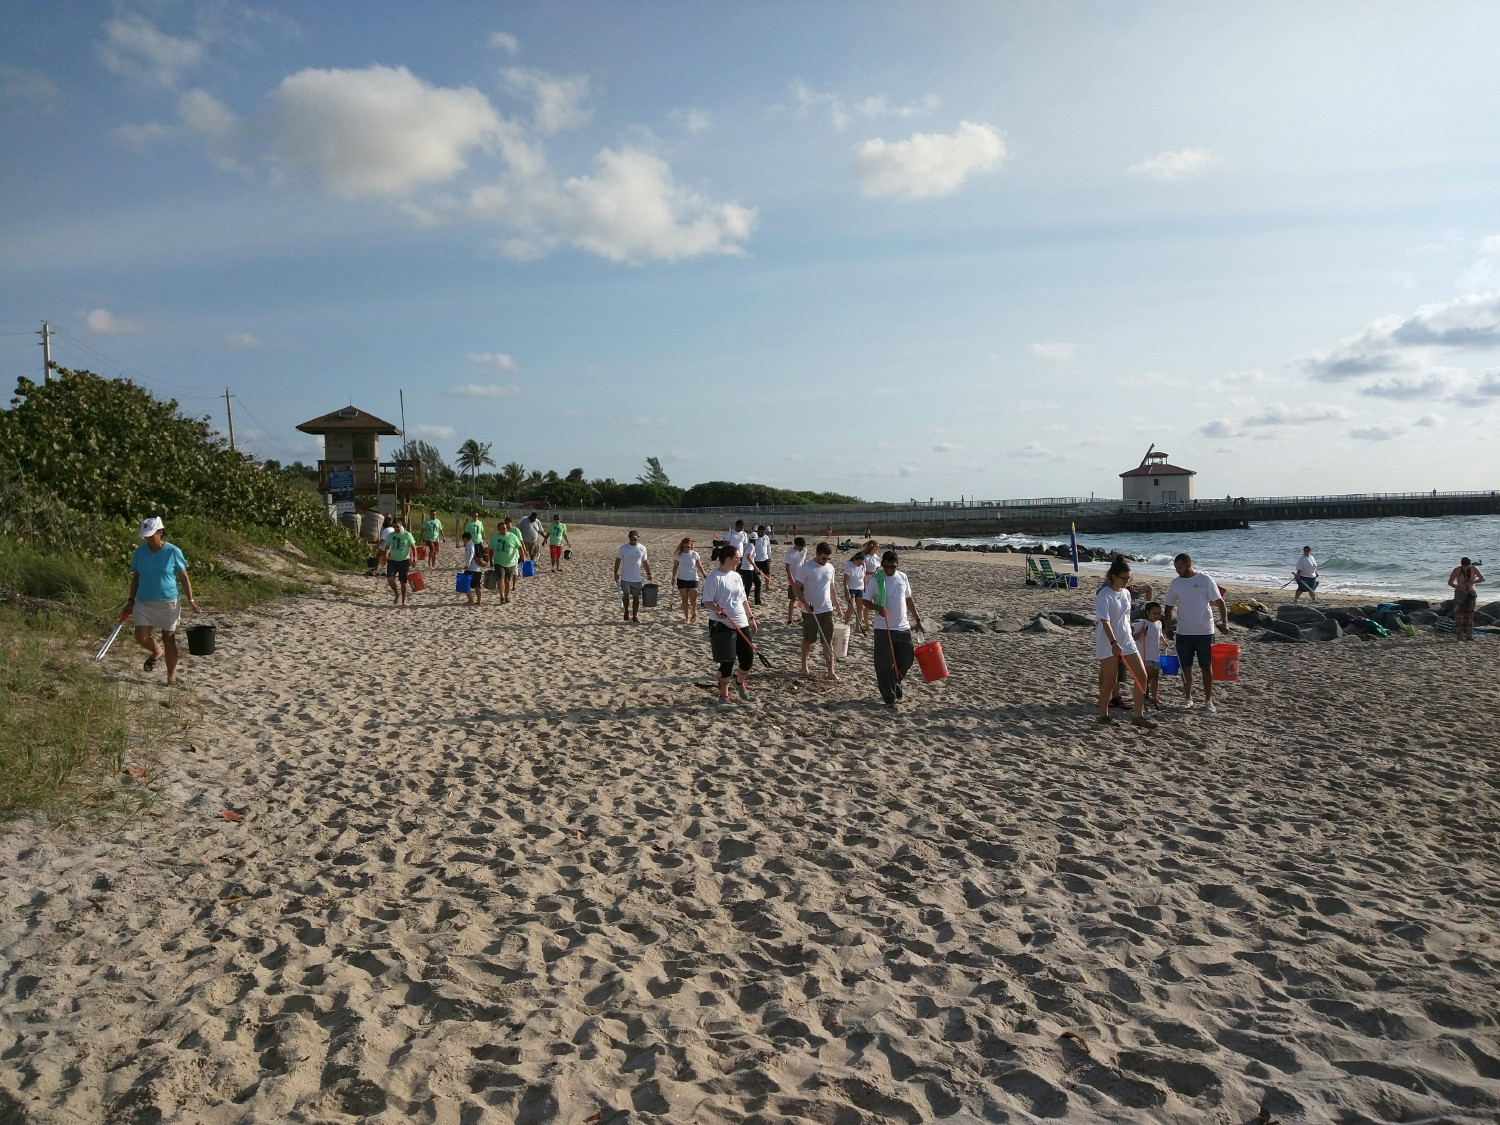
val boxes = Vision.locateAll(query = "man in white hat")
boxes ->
[125,516,199,684]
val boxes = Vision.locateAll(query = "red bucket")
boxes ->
[913,638,950,683]
[406,569,426,593]
[1210,642,1240,682]
[415,544,427,561]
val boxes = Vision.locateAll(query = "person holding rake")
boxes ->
[701,543,759,704]
[863,550,926,708]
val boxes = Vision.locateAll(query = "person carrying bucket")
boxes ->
[460,531,486,607]
[385,519,418,606]
[614,530,652,624]
[547,515,571,572]
[1163,552,1229,712]
[490,516,526,605]
[1095,557,1155,727]
[863,550,925,708]
[420,509,443,570]
[701,543,757,704]
[793,541,842,679]
[124,516,201,686]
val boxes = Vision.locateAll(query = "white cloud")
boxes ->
[179,88,236,146]
[933,442,964,453]
[223,332,265,350]
[671,108,712,134]
[853,93,941,120]
[474,147,756,264]
[409,423,456,440]
[1008,440,1056,460]
[444,383,520,398]
[784,82,939,130]
[82,308,147,335]
[635,416,669,429]
[97,15,204,89]
[1459,235,1500,290]
[466,352,517,371]
[1356,372,1458,400]
[1243,402,1351,426]
[267,66,504,198]
[854,121,1006,200]
[1029,342,1077,361]
[110,121,176,150]
[0,64,64,108]
[502,67,590,135]
[1128,147,1214,182]
[1212,368,1274,389]
[1414,413,1443,427]
[489,31,519,55]
[1350,423,1407,442]
[1298,292,1500,382]
[1198,419,1240,439]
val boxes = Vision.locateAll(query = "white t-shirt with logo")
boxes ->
[842,560,866,592]
[1095,584,1138,659]
[1166,570,1223,635]
[867,569,913,631]
[797,559,837,614]
[616,543,648,584]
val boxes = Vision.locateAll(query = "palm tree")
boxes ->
[499,461,526,498]
[455,439,495,496]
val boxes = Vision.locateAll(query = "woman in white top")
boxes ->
[1095,556,1154,726]
[461,532,485,607]
[842,550,869,633]
[701,544,757,704]
[670,536,706,623]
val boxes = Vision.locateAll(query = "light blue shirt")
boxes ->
[131,542,188,602]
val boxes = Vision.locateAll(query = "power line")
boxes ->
[47,329,224,400]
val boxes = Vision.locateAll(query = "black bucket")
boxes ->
[186,624,216,656]
[640,583,659,608]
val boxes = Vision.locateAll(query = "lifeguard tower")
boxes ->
[296,405,425,517]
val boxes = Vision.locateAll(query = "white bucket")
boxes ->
[832,621,851,658]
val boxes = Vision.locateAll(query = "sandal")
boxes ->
[143,650,161,672]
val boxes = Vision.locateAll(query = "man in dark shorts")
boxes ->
[385,519,417,605]
[1163,552,1228,713]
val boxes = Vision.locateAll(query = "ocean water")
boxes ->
[931,515,1499,600]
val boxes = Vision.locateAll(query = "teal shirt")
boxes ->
[131,542,188,602]
[491,529,523,568]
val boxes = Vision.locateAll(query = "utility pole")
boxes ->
[39,322,52,382]
[224,388,236,453]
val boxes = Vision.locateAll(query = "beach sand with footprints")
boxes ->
[2,524,1498,1123]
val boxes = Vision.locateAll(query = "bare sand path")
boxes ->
[3,525,1498,1123]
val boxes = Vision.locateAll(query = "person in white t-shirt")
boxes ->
[783,537,807,624]
[722,520,749,561]
[752,525,774,604]
[1095,557,1153,725]
[1131,601,1165,707]
[863,550,927,707]
[461,532,485,607]
[1292,546,1319,602]
[613,530,652,623]
[794,541,841,678]
[701,543,757,704]
[842,550,869,634]
[1164,552,1229,712]
[670,536,706,623]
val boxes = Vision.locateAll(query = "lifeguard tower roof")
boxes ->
[296,406,400,436]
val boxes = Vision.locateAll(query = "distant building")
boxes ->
[1120,446,1195,504]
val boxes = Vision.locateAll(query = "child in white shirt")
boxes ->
[1132,601,1164,705]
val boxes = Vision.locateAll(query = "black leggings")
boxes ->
[739,565,761,603]
[710,621,753,677]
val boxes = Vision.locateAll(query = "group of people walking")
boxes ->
[376,510,573,607]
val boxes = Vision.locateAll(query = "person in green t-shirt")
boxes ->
[547,515,571,572]
[385,520,418,605]
[489,516,528,603]
[420,509,443,569]
[464,510,485,548]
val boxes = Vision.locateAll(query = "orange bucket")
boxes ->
[406,569,426,593]
[913,638,950,683]
[414,544,426,561]
[1210,642,1240,682]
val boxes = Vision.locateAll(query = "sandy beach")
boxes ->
[3,523,1498,1124]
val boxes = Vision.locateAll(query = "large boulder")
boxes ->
[1325,608,1356,627]
[1230,609,1276,630]
[1026,615,1068,635]
[942,618,989,634]
[1257,630,1298,643]
[1397,598,1431,612]
[1263,618,1302,640]
[943,609,995,624]
[1300,620,1344,642]
[1277,604,1328,625]
[1054,610,1095,628]
[988,618,1027,634]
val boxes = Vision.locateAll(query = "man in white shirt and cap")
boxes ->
[1292,546,1319,602]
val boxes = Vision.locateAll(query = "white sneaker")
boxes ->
[1180,697,1195,709]
[1204,699,1217,713]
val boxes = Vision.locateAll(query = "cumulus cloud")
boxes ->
[933,442,963,453]
[855,121,1006,200]
[1350,423,1406,441]
[97,15,203,88]
[1299,292,1500,382]
[1458,234,1500,290]
[671,108,712,134]
[409,423,456,440]
[466,352,517,371]
[1356,372,1458,400]
[502,67,590,134]
[1029,342,1077,361]
[444,383,520,398]
[473,147,756,264]
[267,66,504,197]
[1414,413,1443,427]
[489,31,519,55]
[1212,368,1274,388]
[82,308,147,335]
[1008,440,1056,460]
[1128,147,1214,181]
[1197,401,1350,438]
[223,332,265,350]
[179,88,236,146]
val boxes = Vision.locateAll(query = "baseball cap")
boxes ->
[139,516,165,538]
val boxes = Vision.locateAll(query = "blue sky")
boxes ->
[3,1,1498,500]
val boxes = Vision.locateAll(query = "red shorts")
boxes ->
[550,545,563,561]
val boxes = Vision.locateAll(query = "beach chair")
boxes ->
[1026,555,1069,588]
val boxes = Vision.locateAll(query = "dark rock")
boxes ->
[943,609,995,624]
[1026,615,1068,635]
[1047,613,1066,626]
[1257,631,1299,643]
[1276,605,1328,625]
[1055,611,1094,628]
[942,619,988,634]
[1325,608,1355,627]
[1263,619,1301,640]
[988,618,1026,633]
[1406,609,1439,625]
[1480,600,1500,617]
[1229,610,1276,630]
[1300,620,1343,642]
[1397,598,1430,612]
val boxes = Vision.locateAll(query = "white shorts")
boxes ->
[1094,629,1139,662]
[133,599,181,632]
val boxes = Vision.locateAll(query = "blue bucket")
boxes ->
[520,559,536,577]
[1159,653,1180,676]
[455,573,473,593]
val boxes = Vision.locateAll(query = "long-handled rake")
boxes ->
[94,611,131,662]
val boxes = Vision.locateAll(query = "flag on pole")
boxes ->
[1070,522,1079,573]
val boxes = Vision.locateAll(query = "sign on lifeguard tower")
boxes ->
[327,468,355,500]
